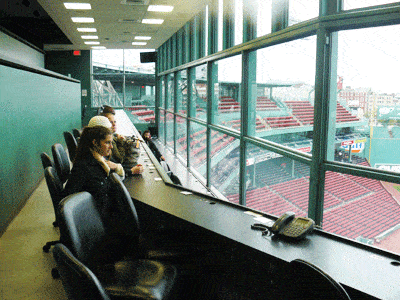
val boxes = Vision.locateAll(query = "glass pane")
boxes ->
[234,0,243,46]
[215,55,242,131]
[226,143,310,217]
[193,64,208,121]
[159,109,165,143]
[92,49,124,74]
[343,0,397,10]
[166,74,175,111]
[218,0,223,52]
[253,37,316,151]
[289,0,319,26]
[210,131,239,197]
[160,77,166,108]
[92,48,124,108]
[189,122,207,178]
[334,26,400,170]
[176,115,187,163]
[166,112,174,151]
[123,49,155,115]
[176,70,187,116]
[323,172,400,252]
[257,0,272,37]
[92,75,124,108]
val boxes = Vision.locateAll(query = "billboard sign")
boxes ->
[340,138,366,153]
[375,164,400,173]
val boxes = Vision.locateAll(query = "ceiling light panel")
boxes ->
[135,36,151,40]
[64,2,91,9]
[81,35,98,39]
[84,41,100,45]
[132,42,147,45]
[71,17,94,23]
[77,28,97,32]
[147,5,174,12]
[142,19,164,24]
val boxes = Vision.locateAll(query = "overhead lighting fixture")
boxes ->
[147,5,174,12]
[64,2,91,9]
[72,17,94,23]
[81,35,98,39]
[142,19,164,24]
[135,36,151,40]
[77,28,97,32]
[132,42,147,46]
[92,46,107,49]
[84,41,100,45]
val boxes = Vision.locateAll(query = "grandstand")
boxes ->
[225,156,400,246]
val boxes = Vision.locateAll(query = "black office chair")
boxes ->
[53,243,112,300]
[72,128,81,139]
[52,143,70,184]
[55,191,177,300]
[40,152,55,170]
[63,131,78,162]
[109,173,214,262]
[289,259,351,300]
[43,166,65,252]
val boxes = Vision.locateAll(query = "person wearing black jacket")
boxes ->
[64,122,124,216]
[142,130,165,162]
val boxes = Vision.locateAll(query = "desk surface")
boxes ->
[125,143,400,300]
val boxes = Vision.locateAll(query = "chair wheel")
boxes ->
[51,268,60,279]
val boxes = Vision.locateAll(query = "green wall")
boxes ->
[45,50,96,126]
[0,64,81,235]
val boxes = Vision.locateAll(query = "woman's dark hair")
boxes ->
[74,126,112,163]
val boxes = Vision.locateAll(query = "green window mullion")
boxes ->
[173,72,180,154]
[223,0,235,50]
[309,28,335,225]
[184,23,191,64]
[208,0,218,55]
[171,35,177,68]
[243,0,257,43]
[198,9,206,59]
[271,0,289,33]
[187,67,196,167]
[191,17,199,61]
[239,50,257,206]
[206,61,218,187]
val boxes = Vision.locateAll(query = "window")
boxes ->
[343,0,398,10]
[288,0,319,26]
[214,55,242,131]
[189,122,207,178]
[92,49,155,124]
[192,64,208,121]
[210,131,239,197]
[237,142,310,216]
[253,37,316,152]
[176,115,187,163]
[333,26,400,170]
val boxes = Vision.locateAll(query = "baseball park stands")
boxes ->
[224,157,400,243]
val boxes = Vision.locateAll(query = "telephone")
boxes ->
[270,212,315,239]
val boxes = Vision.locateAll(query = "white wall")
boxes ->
[0,31,45,68]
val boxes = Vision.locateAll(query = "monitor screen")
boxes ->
[140,51,157,63]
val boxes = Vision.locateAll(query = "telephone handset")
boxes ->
[270,212,315,239]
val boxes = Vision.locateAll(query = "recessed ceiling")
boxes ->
[0,0,210,51]
[37,0,210,51]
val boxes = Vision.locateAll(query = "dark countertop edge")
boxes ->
[0,56,80,84]
[137,137,400,263]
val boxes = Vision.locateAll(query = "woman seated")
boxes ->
[65,119,125,216]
